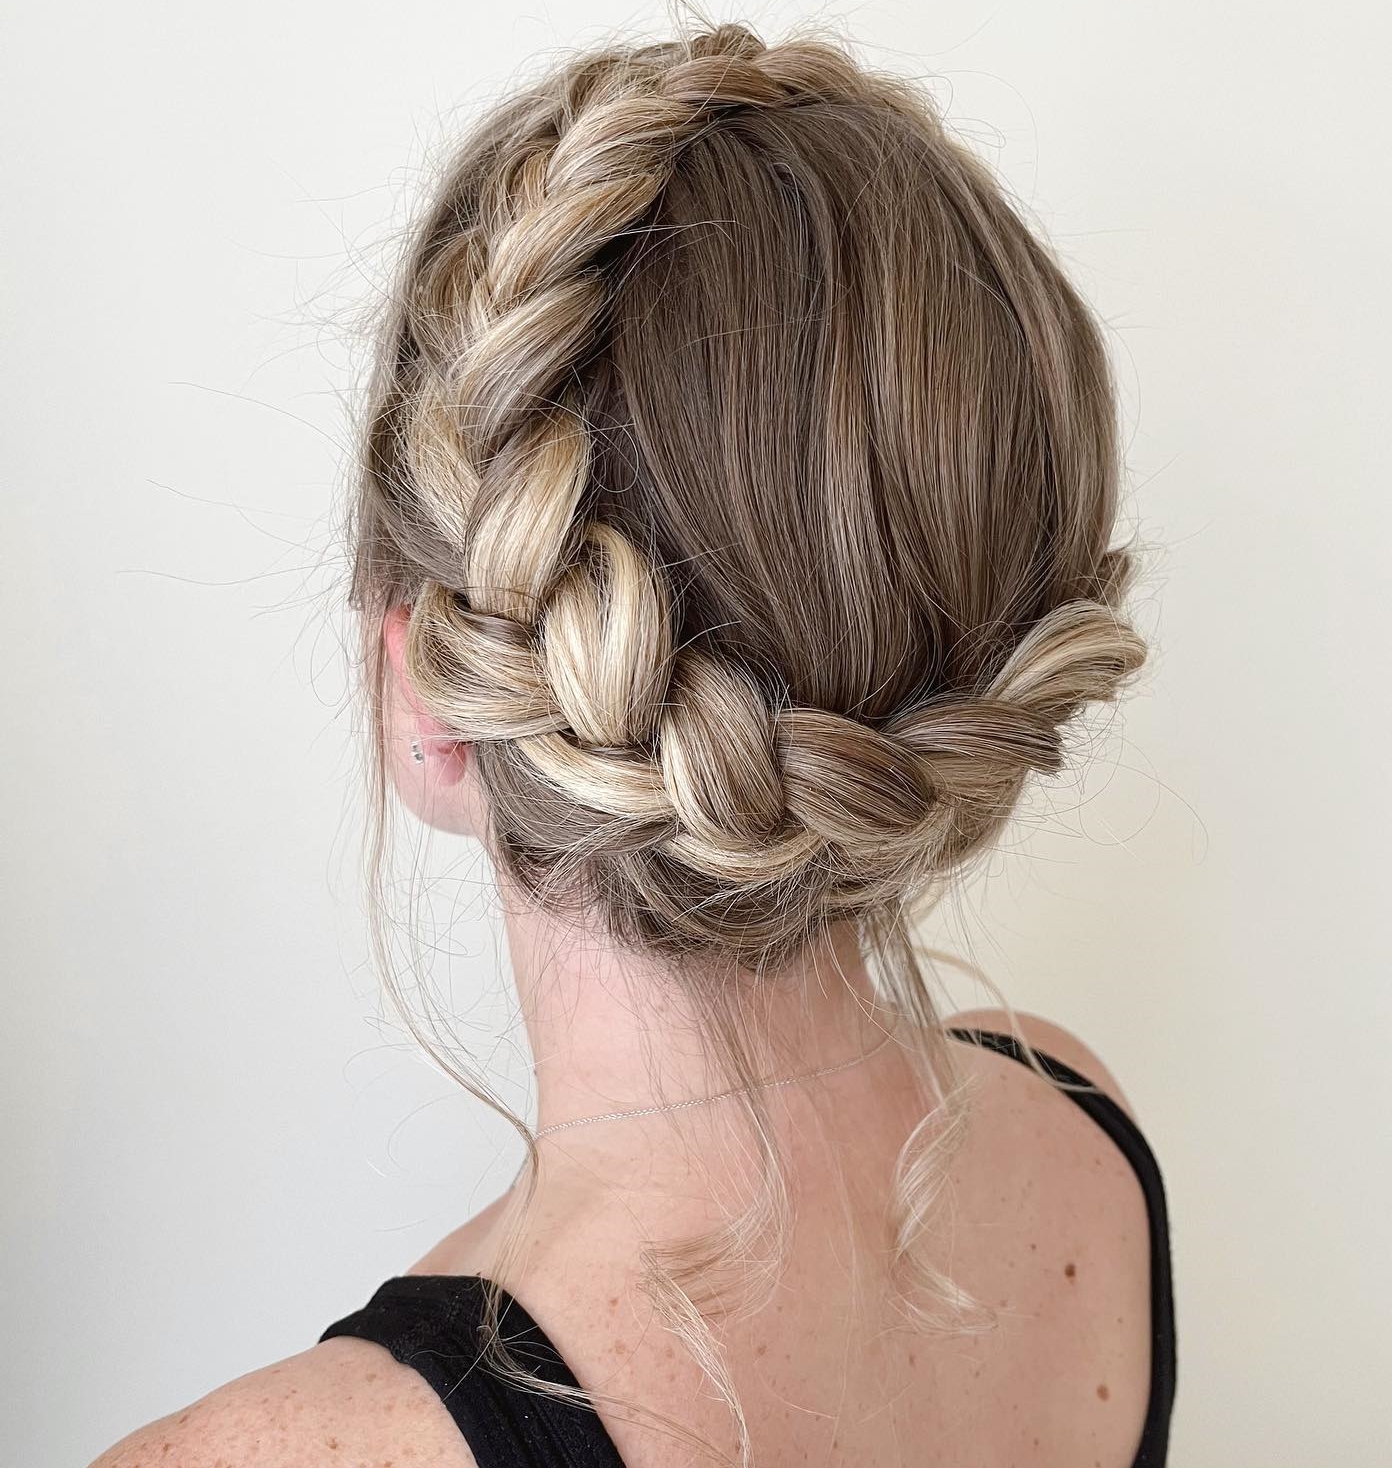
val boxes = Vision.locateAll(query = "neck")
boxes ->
[494,868,903,1156]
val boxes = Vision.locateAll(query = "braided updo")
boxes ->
[351,23,1146,976]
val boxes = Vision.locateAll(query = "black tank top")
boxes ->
[318,1028,1177,1467]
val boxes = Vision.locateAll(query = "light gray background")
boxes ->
[4,3,1388,1463]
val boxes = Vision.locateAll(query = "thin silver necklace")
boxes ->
[533,1026,899,1140]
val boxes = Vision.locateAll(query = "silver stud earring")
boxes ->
[409,735,425,765]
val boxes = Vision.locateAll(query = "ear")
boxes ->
[381,604,474,809]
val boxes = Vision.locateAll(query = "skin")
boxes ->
[90,606,1155,1468]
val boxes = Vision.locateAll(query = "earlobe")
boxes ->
[425,729,472,788]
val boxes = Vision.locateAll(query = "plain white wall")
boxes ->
[4,2,1389,1463]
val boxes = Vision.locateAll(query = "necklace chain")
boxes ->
[533,1026,898,1140]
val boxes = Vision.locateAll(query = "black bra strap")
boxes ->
[946,1026,1177,1466]
[318,1274,626,1468]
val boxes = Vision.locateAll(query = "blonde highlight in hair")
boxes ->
[343,17,1148,1466]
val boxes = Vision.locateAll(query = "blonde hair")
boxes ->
[344,18,1147,1466]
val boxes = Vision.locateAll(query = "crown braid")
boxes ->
[365,24,1147,965]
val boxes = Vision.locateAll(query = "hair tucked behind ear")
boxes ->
[345,18,1148,1467]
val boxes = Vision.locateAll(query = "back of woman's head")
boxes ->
[351,20,1147,978]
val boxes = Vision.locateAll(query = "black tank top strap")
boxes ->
[317,1273,626,1468]
[946,1025,1177,1467]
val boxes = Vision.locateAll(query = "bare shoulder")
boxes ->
[406,1188,512,1276]
[944,1005,1139,1121]
[87,1334,478,1468]
[90,1189,519,1468]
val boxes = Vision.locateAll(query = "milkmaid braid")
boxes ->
[355,23,1147,971]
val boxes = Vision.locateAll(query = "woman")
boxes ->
[94,21,1174,1468]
